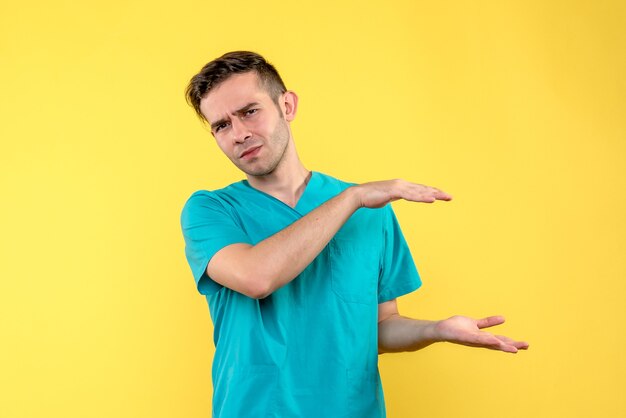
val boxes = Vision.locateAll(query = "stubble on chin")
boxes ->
[239,146,286,177]
[239,119,290,177]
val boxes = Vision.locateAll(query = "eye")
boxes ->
[214,122,230,133]
[244,108,258,117]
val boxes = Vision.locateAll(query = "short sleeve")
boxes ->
[180,191,253,296]
[378,205,422,303]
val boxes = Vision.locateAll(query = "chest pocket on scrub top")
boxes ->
[329,238,380,304]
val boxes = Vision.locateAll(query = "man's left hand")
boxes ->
[434,315,529,353]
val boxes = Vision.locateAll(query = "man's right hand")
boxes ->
[208,178,452,299]
[352,179,452,209]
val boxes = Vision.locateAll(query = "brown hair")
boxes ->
[185,51,287,123]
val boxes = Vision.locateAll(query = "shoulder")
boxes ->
[180,182,246,223]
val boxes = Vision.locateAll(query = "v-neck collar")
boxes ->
[240,171,321,216]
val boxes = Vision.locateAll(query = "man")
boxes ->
[180,51,528,418]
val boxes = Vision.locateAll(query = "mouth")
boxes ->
[239,145,262,159]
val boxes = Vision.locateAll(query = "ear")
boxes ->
[281,91,298,122]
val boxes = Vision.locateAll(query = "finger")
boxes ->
[404,188,436,203]
[417,192,436,203]
[476,316,506,329]
[480,334,519,353]
[493,334,532,353]
[499,344,519,353]
[454,329,524,353]
[404,183,452,203]
[512,339,530,350]
[420,186,452,202]
[495,335,529,350]
[494,334,516,345]
[432,188,453,201]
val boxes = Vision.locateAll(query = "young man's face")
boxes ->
[200,71,291,177]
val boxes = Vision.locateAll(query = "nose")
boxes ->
[231,117,252,144]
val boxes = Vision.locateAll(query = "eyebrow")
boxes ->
[210,102,261,131]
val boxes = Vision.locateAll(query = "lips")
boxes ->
[239,145,262,159]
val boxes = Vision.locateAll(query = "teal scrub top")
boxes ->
[180,172,421,418]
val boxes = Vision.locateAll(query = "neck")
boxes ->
[246,142,310,208]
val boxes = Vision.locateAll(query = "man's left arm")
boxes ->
[377,299,529,354]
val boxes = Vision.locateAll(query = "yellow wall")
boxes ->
[1,1,624,417]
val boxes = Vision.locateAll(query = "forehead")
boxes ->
[200,72,270,123]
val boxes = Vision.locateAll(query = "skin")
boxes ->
[198,71,529,354]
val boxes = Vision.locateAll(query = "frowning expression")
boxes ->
[199,71,292,177]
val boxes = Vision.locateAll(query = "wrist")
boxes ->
[424,320,444,343]
[344,185,363,209]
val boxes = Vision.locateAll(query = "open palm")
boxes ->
[434,315,529,353]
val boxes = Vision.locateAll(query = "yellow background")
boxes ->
[2,1,625,417]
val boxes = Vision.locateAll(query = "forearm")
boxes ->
[235,187,361,297]
[254,187,361,292]
[208,179,450,299]
[248,179,450,295]
[378,313,529,354]
[378,314,441,353]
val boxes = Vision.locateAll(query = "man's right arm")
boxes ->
[207,180,452,299]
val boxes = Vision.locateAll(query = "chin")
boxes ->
[245,168,276,177]
[241,161,279,177]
